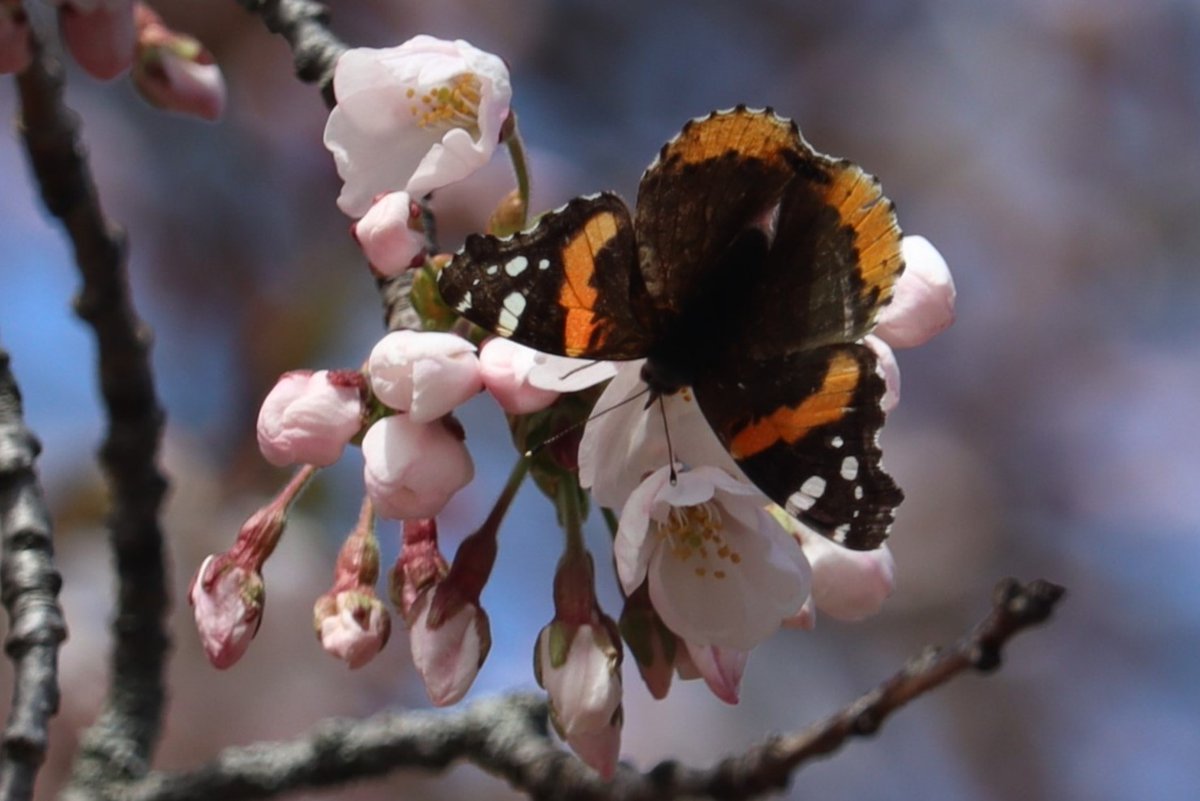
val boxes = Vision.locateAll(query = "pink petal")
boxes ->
[874,236,956,348]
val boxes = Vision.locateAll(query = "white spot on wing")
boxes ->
[841,456,859,481]
[486,265,499,275]
[788,491,815,512]
[831,435,844,448]
[505,256,528,276]
[497,292,526,334]
[538,259,551,270]
[800,476,826,499]
[455,291,472,314]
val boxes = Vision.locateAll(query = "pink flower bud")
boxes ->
[0,0,31,75]
[257,369,365,467]
[353,192,426,277]
[189,554,264,669]
[618,584,675,700]
[478,338,561,414]
[314,589,391,669]
[875,235,956,349]
[368,331,482,423]
[57,0,135,81]
[132,5,225,120]
[680,640,748,705]
[536,621,623,779]
[361,415,474,519]
[799,529,896,622]
[408,587,490,706]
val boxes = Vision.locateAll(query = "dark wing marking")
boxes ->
[634,106,804,322]
[694,343,902,550]
[438,193,655,359]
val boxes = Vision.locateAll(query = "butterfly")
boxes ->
[438,106,904,549]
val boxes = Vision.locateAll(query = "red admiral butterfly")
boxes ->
[438,107,904,549]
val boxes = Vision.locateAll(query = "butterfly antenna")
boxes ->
[524,384,653,459]
[658,395,678,485]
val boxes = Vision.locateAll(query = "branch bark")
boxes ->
[0,350,68,801]
[233,0,345,105]
[103,578,1063,801]
[15,40,171,793]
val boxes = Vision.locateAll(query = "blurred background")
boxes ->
[2,0,1199,799]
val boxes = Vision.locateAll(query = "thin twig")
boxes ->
[0,350,69,801]
[233,0,345,106]
[15,40,170,792]
[109,578,1063,801]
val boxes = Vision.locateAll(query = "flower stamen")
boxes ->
[410,74,484,132]
[655,502,741,578]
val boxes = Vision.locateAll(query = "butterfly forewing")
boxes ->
[438,193,655,360]
[635,107,805,318]
[744,157,905,358]
[693,343,902,551]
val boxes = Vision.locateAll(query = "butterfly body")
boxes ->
[439,106,905,550]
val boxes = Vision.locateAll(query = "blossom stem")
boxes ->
[230,463,317,564]
[483,457,530,536]
[504,114,530,229]
[559,479,587,559]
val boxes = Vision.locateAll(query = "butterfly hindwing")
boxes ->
[635,106,806,319]
[693,343,902,550]
[439,193,655,359]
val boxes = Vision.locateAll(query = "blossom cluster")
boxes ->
[189,35,957,780]
[1,1,224,120]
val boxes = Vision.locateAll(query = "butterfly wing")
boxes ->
[438,193,656,359]
[693,343,902,550]
[745,154,906,357]
[635,106,804,317]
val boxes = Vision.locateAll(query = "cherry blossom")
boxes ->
[361,415,474,519]
[353,191,426,277]
[679,640,749,705]
[615,465,811,652]
[798,527,896,622]
[408,588,490,706]
[875,235,956,348]
[189,554,264,670]
[314,589,391,669]
[578,361,735,510]
[536,622,623,779]
[324,36,512,217]
[256,369,364,467]
[368,330,483,424]
[478,338,565,414]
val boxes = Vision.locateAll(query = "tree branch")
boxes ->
[232,0,346,106]
[15,40,171,791]
[0,350,68,801]
[110,578,1063,801]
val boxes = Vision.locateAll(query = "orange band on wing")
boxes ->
[728,351,860,459]
[671,112,797,167]
[824,164,903,312]
[559,212,618,356]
